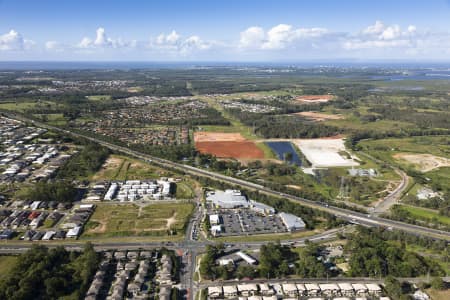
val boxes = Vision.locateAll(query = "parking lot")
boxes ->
[211,209,288,236]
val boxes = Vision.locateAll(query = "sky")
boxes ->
[1,0,450,61]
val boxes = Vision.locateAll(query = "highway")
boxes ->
[4,111,450,242]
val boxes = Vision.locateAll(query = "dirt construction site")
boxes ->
[295,111,344,121]
[295,94,334,103]
[393,153,450,172]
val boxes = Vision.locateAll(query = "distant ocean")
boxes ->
[1,61,450,74]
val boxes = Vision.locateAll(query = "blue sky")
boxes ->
[1,0,450,61]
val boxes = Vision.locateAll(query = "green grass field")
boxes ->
[199,96,260,140]
[0,101,41,112]
[86,95,112,101]
[256,142,276,159]
[325,116,413,133]
[0,100,63,113]
[33,113,68,126]
[83,202,194,238]
[401,205,450,226]
[92,155,168,181]
[0,256,18,280]
[175,181,195,199]
[360,136,450,158]
[214,229,320,243]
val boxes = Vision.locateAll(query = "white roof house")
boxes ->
[319,283,340,295]
[259,283,274,295]
[238,283,258,296]
[305,283,320,295]
[262,297,277,300]
[271,283,283,295]
[365,283,382,295]
[42,231,56,240]
[352,284,368,295]
[338,283,354,296]
[278,212,306,231]
[223,285,238,297]
[282,283,298,296]
[66,226,82,238]
[208,286,223,298]
[296,283,306,295]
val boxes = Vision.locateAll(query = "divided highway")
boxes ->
[5,112,450,242]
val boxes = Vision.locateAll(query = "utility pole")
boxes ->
[338,176,346,200]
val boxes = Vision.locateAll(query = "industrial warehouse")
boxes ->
[206,190,306,237]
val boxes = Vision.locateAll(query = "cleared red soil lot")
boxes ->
[196,141,264,159]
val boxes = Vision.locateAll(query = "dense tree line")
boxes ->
[56,142,110,179]
[259,242,298,278]
[346,227,444,277]
[132,143,197,162]
[199,244,226,280]
[0,243,100,300]
[346,128,450,151]
[227,110,341,138]
[368,106,450,130]
[200,242,333,280]
[17,181,78,203]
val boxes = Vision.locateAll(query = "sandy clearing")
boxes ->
[293,138,359,168]
[86,220,107,234]
[92,155,122,180]
[393,153,450,172]
[295,111,344,121]
[286,185,302,190]
[166,213,177,229]
[194,131,246,142]
[295,95,334,103]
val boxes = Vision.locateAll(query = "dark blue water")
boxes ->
[1,61,450,71]
[371,70,450,81]
[266,141,301,166]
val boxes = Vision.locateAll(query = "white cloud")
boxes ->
[262,24,293,49]
[407,25,416,34]
[239,26,265,48]
[78,37,92,48]
[77,27,133,49]
[156,30,181,46]
[3,20,450,60]
[166,30,180,44]
[150,31,212,54]
[362,20,385,35]
[344,21,418,50]
[0,29,33,51]
[45,40,65,51]
[239,24,329,50]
